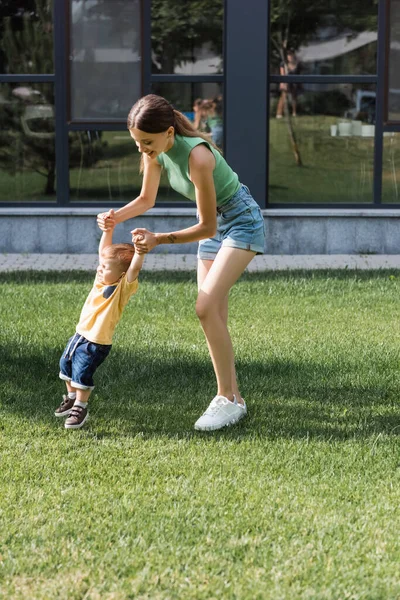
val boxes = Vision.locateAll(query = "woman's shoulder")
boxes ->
[178,134,207,147]
[189,142,216,171]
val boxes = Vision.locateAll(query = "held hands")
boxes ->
[97,209,116,232]
[132,233,144,245]
[131,228,157,254]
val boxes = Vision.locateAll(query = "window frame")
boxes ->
[0,0,398,208]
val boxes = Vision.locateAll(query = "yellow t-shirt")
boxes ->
[76,274,139,345]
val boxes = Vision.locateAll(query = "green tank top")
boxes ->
[156,135,240,205]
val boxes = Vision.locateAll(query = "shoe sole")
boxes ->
[54,409,73,417]
[65,414,88,429]
[194,409,247,432]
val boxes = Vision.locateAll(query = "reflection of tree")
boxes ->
[151,0,223,73]
[0,0,105,197]
[0,0,56,194]
[270,0,378,166]
[270,0,377,67]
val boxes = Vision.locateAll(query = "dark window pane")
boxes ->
[70,0,142,120]
[0,83,55,202]
[151,82,224,203]
[388,0,400,121]
[0,1,53,74]
[270,2,377,75]
[269,84,375,203]
[69,130,142,202]
[151,0,223,74]
[382,133,400,202]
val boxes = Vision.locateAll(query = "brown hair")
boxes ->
[102,243,135,272]
[127,94,220,171]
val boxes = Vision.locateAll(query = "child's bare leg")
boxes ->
[66,381,77,395]
[76,388,92,403]
[64,382,91,403]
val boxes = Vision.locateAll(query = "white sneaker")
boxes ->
[194,395,247,431]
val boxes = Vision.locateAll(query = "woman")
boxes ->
[276,50,300,119]
[97,94,265,431]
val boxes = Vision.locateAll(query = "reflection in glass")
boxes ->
[0,0,53,74]
[269,2,377,75]
[388,0,400,121]
[70,0,142,120]
[0,83,55,202]
[151,82,224,202]
[382,133,400,202]
[269,84,375,203]
[69,129,194,204]
[70,131,142,202]
[151,0,223,74]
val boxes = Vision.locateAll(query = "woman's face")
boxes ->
[129,127,174,159]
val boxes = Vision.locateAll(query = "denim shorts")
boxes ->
[59,333,111,390]
[198,184,265,260]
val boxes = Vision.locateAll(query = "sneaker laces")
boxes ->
[204,396,231,416]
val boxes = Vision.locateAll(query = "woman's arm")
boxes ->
[133,145,217,253]
[97,153,162,230]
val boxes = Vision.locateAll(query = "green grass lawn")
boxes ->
[1,270,400,599]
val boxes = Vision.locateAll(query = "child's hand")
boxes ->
[131,228,158,254]
[97,209,116,231]
[132,233,144,245]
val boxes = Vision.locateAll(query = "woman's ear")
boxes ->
[167,126,174,138]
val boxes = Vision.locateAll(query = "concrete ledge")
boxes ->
[2,207,400,217]
[2,207,400,254]
[263,209,400,217]
[0,207,197,217]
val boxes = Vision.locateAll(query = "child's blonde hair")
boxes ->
[102,243,135,272]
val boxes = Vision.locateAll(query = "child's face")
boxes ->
[97,256,124,285]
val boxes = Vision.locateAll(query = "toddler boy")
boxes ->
[55,211,144,429]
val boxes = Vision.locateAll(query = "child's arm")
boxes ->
[98,209,115,261]
[126,235,145,283]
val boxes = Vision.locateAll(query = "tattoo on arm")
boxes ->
[167,233,177,244]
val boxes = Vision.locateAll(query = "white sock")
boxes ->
[74,400,88,409]
[68,392,76,400]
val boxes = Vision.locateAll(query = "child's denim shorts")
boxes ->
[198,184,265,260]
[59,333,111,390]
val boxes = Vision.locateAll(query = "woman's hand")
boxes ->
[97,210,116,232]
[131,228,158,254]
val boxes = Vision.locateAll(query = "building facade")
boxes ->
[1,0,400,254]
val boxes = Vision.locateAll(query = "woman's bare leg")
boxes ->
[196,247,255,402]
[197,260,243,404]
[276,91,286,117]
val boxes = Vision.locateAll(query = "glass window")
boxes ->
[0,83,56,202]
[382,133,400,202]
[269,2,377,75]
[151,82,224,202]
[70,0,142,120]
[0,0,53,74]
[69,130,143,202]
[269,84,376,203]
[151,0,223,74]
[388,0,400,121]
